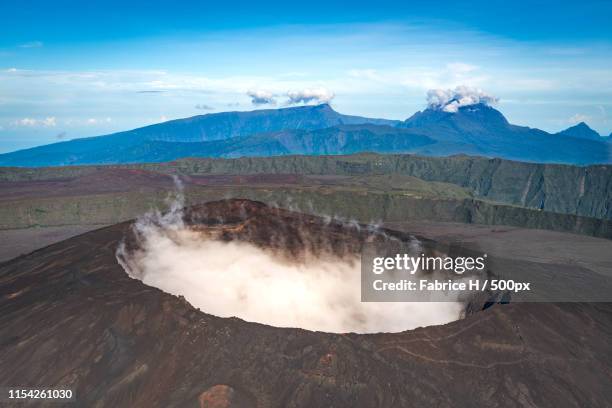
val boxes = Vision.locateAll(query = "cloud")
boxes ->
[62,117,112,127]
[426,86,498,113]
[19,41,43,48]
[286,87,335,105]
[13,117,57,127]
[42,117,57,126]
[446,62,478,74]
[348,69,382,81]
[568,113,591,124]
[247,90,276,105]
[400,62,488,91]
[85,117,112,125]
[14,118,36,126]
[195,104,214,110]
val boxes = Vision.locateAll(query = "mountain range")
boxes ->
[556,121,606,141]
[0,103,610,166]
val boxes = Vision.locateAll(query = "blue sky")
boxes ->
[1,0,611,153]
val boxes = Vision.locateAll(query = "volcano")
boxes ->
[1,199,611,407]
[399,103,610,163]
[1,103,609,167]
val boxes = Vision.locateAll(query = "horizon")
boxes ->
[1,0,612,153]
[1,100,609,155]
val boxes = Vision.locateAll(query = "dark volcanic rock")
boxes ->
[198,385,254,408]
[0,199,611,407]
[179,199,396,259]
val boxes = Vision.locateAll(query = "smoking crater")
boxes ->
[117,196,465,333]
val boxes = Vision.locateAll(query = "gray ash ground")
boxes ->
[1,199,611,407]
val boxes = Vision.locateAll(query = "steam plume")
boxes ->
[117,184,464,333]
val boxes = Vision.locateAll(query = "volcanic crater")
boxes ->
[117,199,476,334]
[1,199,610,407]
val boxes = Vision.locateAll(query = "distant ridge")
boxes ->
[106,103,401,143]
[0,103,610,166]
[556,122,603,141]
[398,103,610,164]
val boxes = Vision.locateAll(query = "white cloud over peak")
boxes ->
[247,89,276,105]
[568,113,591,124]
[286,87,335,105]
[426,86,498,112]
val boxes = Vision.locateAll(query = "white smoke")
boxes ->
[427,86,498,113]
[117,187,464,333]
[247,89,276,105]
[286,87,335,105]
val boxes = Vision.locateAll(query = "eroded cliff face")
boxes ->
[1,162,611,242]
[1,200,611,407]
[135,154,612,220]
[1,154,610,221]
[1,186,609,238]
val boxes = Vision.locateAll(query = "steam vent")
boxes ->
[1,199,611,407]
